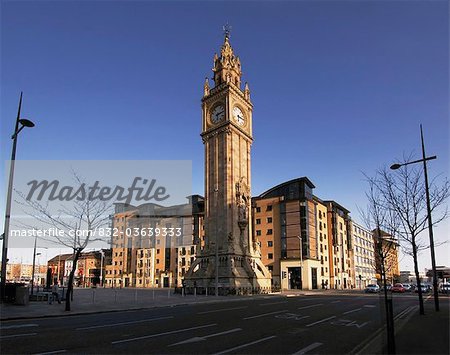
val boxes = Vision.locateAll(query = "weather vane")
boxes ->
[223,23,232,38]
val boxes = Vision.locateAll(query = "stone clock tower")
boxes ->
[185,32,271,292]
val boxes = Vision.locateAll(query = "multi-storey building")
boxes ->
[253,177,333,290]
[104,196,204,288]
[373,229,400,284]
[352,222,376,289]
[324,200,353,290]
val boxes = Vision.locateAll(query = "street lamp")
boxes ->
[390,124,439,312]
[1,92,35,301]
[30,236,42,296]
[296,236,303,290]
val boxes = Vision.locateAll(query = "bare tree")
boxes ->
[375,162,449,315]
[16,174,112,311]
[360,176,400,354]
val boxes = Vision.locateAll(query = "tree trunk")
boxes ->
[412,240,424,315]
[65,248,82,312]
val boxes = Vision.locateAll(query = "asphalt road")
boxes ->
[0,293,420,354]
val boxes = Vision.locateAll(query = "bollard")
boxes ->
[206,287,208,297]
[194,287,197,297]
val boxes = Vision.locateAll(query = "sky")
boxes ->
[1,0,448,272]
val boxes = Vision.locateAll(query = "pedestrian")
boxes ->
[51,283,61,304]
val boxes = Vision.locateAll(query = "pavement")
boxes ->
[1,288,449,354]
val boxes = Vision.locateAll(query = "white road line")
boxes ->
[363,304,376,308]
[33,350,67,355]
[243,310,288,320]
[292,342,323,354]
[214,335,277,354]
[169,328,242,346]
[343,308,362,315]
[298,303,323,310]
[258,301,289,306]
[1,323,39,329]
[111,323,217,345]
[198,306,248,314]
[76,316,173,330]
[305,316,336,327]
[0,332,37,339]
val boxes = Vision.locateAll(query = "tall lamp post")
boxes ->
[31,236,42,296]
[296,236,303,289]
[1,92,35,301]
[390,124,439,312]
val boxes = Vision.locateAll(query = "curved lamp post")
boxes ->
[390,124,439,312]
[1,92,35,301]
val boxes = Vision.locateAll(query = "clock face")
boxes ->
[233,106,245,126]
[211,105,225,123]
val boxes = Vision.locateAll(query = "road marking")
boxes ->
[214,335,276,354]
[243,310,288,320]
[363,304,376,308]
[298,303,323,310]
[292,342,323,354]
[305,316,336,327]
[76,316,173,330]
[168,328,242,346]
[395,306,415,320]
[198,306,247,314]
[0,332,37,339]
[111,323,216,345]
[331,319,369,328]
[275,313,310,321]
[342,308,362,315]
[258,301,288,306]
[33,350,67,355]
[1,323,39,329]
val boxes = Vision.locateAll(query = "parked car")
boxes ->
[415,284,429,293]
[364,284,380,293]
[403,283,412,292]
[380,284,392,291]
[391,283,406,293]
[439,283,450,293]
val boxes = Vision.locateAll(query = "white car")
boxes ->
[439,283,450,293]
[364,284,380,293]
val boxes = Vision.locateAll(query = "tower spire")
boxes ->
[212,24,242,88]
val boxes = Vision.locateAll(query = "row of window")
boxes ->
[256,217,273,224]
[255,229,273,236]
[255,205,273,213]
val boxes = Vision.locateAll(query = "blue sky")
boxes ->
[1,1,448,270]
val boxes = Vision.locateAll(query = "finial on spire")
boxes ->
[223,23,232,39]
[203,77,210,97]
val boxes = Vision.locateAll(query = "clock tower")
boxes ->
[185,31,271,292]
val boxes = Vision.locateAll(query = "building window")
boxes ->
[256,218,261,225]
[267,205,273,211]
[267,241,273,247]
[256,207,261,213]
[256,230,261,236]
[267,217,272,223]
[268,253,273,259]
[267,229,273,235]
